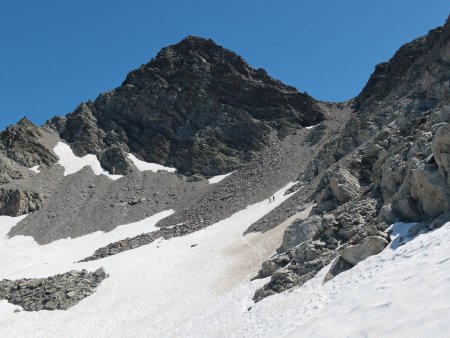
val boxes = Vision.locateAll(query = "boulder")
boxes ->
[429,212,450,230]
[410,163,450,217]
[339,235,389,266]
[278,216,324,252]
[329,168,361,204]
[258,254,291,278]
[431,123,450,186]
[377,203,399,224]
[99,146,133,175]
[391,194,422,221]
[323,256,353,283]
[436,106,450,123]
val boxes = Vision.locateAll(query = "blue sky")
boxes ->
[0,1,449,130]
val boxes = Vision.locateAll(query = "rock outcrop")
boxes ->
[278,215,325,253]
[98,146,133,175]
[0,118,57,168]
[0,188,42,216]
[0,268,108,311]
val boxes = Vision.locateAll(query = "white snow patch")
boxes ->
[208,171,236,184]
[305,123,320,129]
[250,222,450,337]
[127,153,176,173]
[53,142,123,180]
[1,191,449,337]
[29,165,40,173]
[0,182,296,337]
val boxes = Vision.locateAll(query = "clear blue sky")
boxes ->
[0,1,449,130]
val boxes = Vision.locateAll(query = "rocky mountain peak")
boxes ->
[54,36,325,176]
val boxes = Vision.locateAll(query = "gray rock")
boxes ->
[431,123,450,186]
[44,300,59,310]
[323,256,353,283]
[278,216,324,252]
[410,163,450,217]
[340,236,389,266]
[0,269,108,311]
[436,106,450,123]
[93,267,106,278]
[99,146,133,175]
[0,188,41,216]
[258,255,290,278]
[429,212,450,230]
[329,169,361,204]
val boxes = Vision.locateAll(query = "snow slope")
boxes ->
[0,182,296,337]
[127,153,177,173]
[53,142,123,180]
[208,171,236,184]
[29,165,40,173]
[1,184,450,337]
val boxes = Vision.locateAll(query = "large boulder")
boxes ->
[99,146,133,175]
[329,168,361,204]
[339,235,389,266]
[410,163,450,217]
[257,254,291,278]
[431,123,450,186]
[323,256,353,283]
[278,216,325,252]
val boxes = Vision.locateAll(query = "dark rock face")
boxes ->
[0,118,57,168]
[55,36,324,176]
[99,146,133,175]
[0,188,42,216]
[0,268,108,311]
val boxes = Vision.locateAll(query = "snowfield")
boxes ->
[127,153,177,173]
[208,171,236,184]
[0,181,449,337]
[53,142,123,180]
[29,165,40,173]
